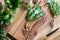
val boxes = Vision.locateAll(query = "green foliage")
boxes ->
[0,27,7,40]
[4,0,22,13]
[0,9,13,26]
[26,4,44,21]
[47,0,60,17]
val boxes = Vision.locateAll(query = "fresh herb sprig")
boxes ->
[26,4,44,21]
[4,0,22,13]
[0,27,7,40]
[47,0,60,17]
[0,9,13,26]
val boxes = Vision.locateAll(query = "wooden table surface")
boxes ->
[1,0,60,40]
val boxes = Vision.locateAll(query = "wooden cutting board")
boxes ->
[6,0,52,40]
[0,0,53,40]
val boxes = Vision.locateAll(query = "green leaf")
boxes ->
[0,27,7,40]
[0,9,13,26]
[26,4,44,21]
[4,0,22,13]
[47,0,60,17]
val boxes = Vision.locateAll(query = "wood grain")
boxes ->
[8,10,27,35]
[46,29,60,40]
[13,19,26,40]
[27,0,52,40]
[5,8,25,32]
